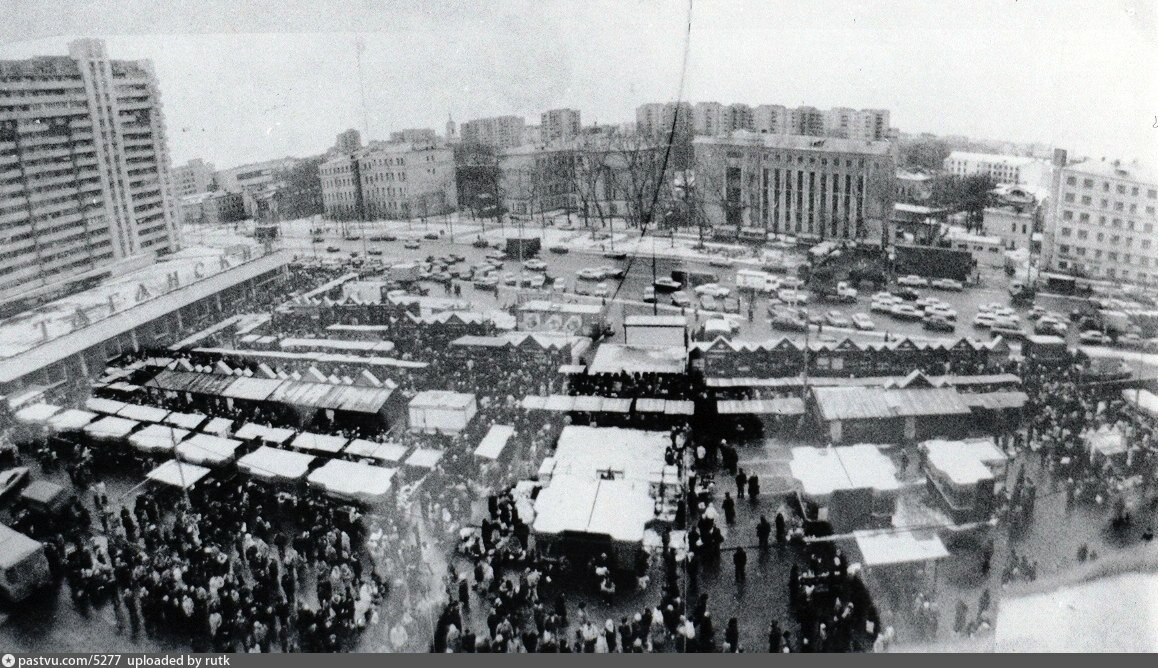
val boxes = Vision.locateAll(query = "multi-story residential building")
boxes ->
[1044,152,1158,284]
[942,151,1051,187]
[178,190,245,226]
[321,139,457,221]
[334,128,361,154]
[753,105,789,135]
[982,204,1039,252]
[540,108,581,144]
[214,157,299,193]
[693,102,724,136]
[522,125,542,146]
[789,106,827,137]
[171,158,215,198]
[0,38,180,308]
[388,128,436,144]
[635,102,693,140]
[460,115,525,150]
[725,103,754,132]
[694,132,895,242]
[498,144,576,217]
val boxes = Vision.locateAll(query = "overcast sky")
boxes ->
[2,0,1155,169]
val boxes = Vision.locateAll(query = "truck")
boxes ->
[736,269,779,293]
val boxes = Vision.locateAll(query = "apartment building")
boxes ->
[178,190,245,226]
[0,38,180,307]
[1045,155,1158,285]
[540,108,581,144]
[789,106,827,137]
[753,105,789,135]
[321,139,457,221]
[694,132,895,243]
[214,156,299,193]
[333,128,361,154]
[635,102,693,140]
[725,103,754,133]
[693,102,724,137]
[942,151,1051,187]
[171,158,215,198]
[460,115,525,150]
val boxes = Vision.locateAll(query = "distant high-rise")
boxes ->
[693,102,724,136]
[635,102,692,140]
[540,108,581,144]
[334,128,362,154]
[460,115,525,149]
[0,38,180,306]
[172,158,216,198]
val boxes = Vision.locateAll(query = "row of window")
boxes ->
[1066,175,1157,199]
[1060,210,1155,231]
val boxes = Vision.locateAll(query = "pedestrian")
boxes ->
[756,515,771,549]
[722,493,736,525]
[747,474,760,502]
[775,512,786,543]
[733,547,747,582]
[735,468,747,497]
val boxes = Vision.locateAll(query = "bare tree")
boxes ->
[608,131,673,231]
[571,133,615,237]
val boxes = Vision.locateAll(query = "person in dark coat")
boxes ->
[735,468,747,497]
[756,515,771,549]
[725,617,740,652]
[775,512,787,543]
[722,493,736,525]
[768,621,782,652]
[733,547,747,582]
[747,474,760,502]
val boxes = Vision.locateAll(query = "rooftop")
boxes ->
[1063,159,1157,185]
[945,151,1038,166]
[695,131,893,156]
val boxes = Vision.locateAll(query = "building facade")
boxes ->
[942,151,1050,187]
[178,190,245,226]
[171,158,215,198]
[387,128,436,144]
[540,108,580,144]
[0,38,180,308]
[460,115,525,149]
[321,140,457,221]
[753,104,789,135]
[333,128,361,154]
[635,102,693,140]
[214,157,299,193]
[694,132,895,243]
[982,204,1040,252]
[693,102,724,137]
[1044,155,1158,284]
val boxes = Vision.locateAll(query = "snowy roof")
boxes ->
[307,460,396,503]
[404,447,443,469]
[13,403,62,426]
[853,530,949,567]
[0,524,42,569]
[85,397,130,415]
[588,344,686,375]
[175,434,242,466]
[920,437,1006,485]
[146,460,211,490]
[344,439,408,463]
[409,390,475,410]
[789,445,900,498]
[474,425,515,461]
[237,446,316,482]
[233,422,295,445]
[83,416,139,441]
[128,424,190,454]
[553,426,668,482]
[162,411,208,430]
[116,403,170,423]
[46,409,97,432]
[290,431,350,455]
[1123,389,1158,420]
[533,475,655,543]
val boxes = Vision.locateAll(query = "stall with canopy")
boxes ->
[128,424,190,454]
[233,423,295,446]
[408,391,477,434]
[163,411,208,432]
[83,416,140,442]
[237,446,316,482]
[307,459,396,504]
[146,460,212,490]
[202,417,234,438]
[116,404,170,424]
[176,434,243,467]
[290,431,349,456]
[403,448,443,471]
[84,397,129,416]
[474,425,516,462]
[46,409,97,433]
[13,403,62,427]
[344,439,408,465]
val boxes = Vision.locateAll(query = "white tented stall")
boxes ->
[13,403,62,427]
[233,423,295,446]
[116,404,170,424]
[307,459,396,504]
[474,425,516,462]
[290,432,350,456]
[146,460,212,490]
[407,391,477,434]
[83,416,140,442]
[128,425,191,455]
[344,439,408,465]
[237,446,316,483]
[85,397,130,416]
[163,411,209,431]
[46,409,97,433]
[176,434,243,467]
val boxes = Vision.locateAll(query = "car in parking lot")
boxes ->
[779,276,805,290]
[824,310,851,327]
[897,274,929,287]
[973,312,996,329]
[1034,318,1068,336]
[576,267,604,281]
[423,232,440,240]
[992,324,1026,341]
[593,282,611,298]
[326,246,340,252]
[694,283,731,298]
[778,289,808,305]
[928,305,957,321]
[403,240,421,250]
[1079,330,1111,345]
[852,313,875,330]
[923,315,955,332]
[708,256,734,267]
[642,286,656,303]
[485,250,507,262]
[870,299,893,313]
[700,294,719,311]
[599,265,626,279]
[930,278,963,291]
[548,245,569,255]
[771,313,808,332]
[1118,332,1144,348]
[523,259,547,271]
[896,287,921,301]
[671,292,692,307]
[367,248,383,256]
[890,303,921,320]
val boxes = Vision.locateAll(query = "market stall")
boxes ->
[82,416,140,443]
[474,425,516,462]
[12,403,62,427]
[0,524,49,602]
[46,409,97,434]
[233,423,295,447]
[307,459,396,504]
[163,411,209,432]
[344,439,408,465]
[84,397,130,416]
[237,446,316,483]
[116,404,170,424]
[146,460,212,490]
[290,431,349,456]
[408,391,477,434]
[128,424,191,455]
[202,417,235,437]
[176,434,243,467]
[789,444,900,533]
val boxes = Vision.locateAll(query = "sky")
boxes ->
[1,0,1155,170]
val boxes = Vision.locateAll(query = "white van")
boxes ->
[0,524,50,602]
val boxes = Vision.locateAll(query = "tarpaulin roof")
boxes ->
[146,460,211,489]
[588,344,686,375]
[221,376,284,401]
[176,433,242,466]
[344,439,408,463]
[854,530,949,567]
[116,403,170,423]
[1123,388,1158,419]
[920,438,1006,485]
[233,423,295,445]
[83,416,139,441]
[962,391,1029,411]
[404,448,443,469]
[163,411,208,431]
[789,445,900,498]
[521,396,547,410]
[474,425,515,461]
[603,398,633,413]
[128,424,190,454]
[85,397,130,415]
[13,403,62,426]
[280,338,395,354]
[634,398,667,413]
[0,524,43,570]
[664,400,695,416]
[46,408,97,432]
[202,417,234,437]
[237,446,316,481]
[307,459,396,503]
[812,386,971,421]
[533,476,655,543]
[717,398,805,415]
[291,431,350,455]
[146,369,238,395]
[408,390,475,410]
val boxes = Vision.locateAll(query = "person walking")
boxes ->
[733,547,747,582]
[747,474,760,502]
[722,493,736,525]
[756,515,771,550]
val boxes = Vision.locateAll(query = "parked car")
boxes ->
[1118,332,1144,348]
[423,232,440,240]
[603,250,628,260]
[897,274,929,287]
[700,294,719,311]
[599,265,626,279]
[991,324,1026,341]
[694,283,731,298]
[1034,319,1067,336]
[473,275,499,291]
[593,282,612,298]
[824,310,851,327]
[403,240,421,250]
[836,281,858,302]
[654,277,683,292]
[771,313,808,332]
[890,303,921,320]
[642,286,657,303]
[931,278,964,291]
[472,237,490,248]
[367,248,383,256]
[852,313,875,330]
[778,289,808,305]
[671,292,692,307]
[708,256,734,267]
[576,267,603,281]
[548,245,569,254]
[923,315,955,332]
[896,287,921,301]
[973,312,996,329]
[523,259,547,271]
[870,300,893,313]
[326,246,340,253]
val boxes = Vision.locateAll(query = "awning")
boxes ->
[46,408,98,432]
[221,376,284,402]
[291,431,350,455]
[176,434,243,466]
[634,398,667,413]
[83,416,139,441]
[664,400,695,416]
[571,395,603,412]
[404,448,443,469]
[344,439,408,464]
[521,396,548,410]
[474,425,515,461]
[85,397,130,415]
[237,446,316,482]
[307,459,396,503]
[602,398,633,413]
[202,417,234,437]
[128,424,190,454]
[544,395,575,412]
[163,411,208,431]
[144,370,237,396]
[13,403,62,426]
[853,529,949,567]
[116,404,170,423]
[146,460,211,489]
[233,423,295,445]
[716,397,806,416]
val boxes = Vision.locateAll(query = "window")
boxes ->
[1109,252,1119,261]
[1064,193,1075,203]
[1063,210,1074,220]
[1111,236,1120,245]
[1079,213,1090,222]
[1061,227,1072,237]
[1097,232,1105,242]
[1066,176,1077,185]
[1077,230,1088,240]
[1081,196,1091,205]
[1059,245,1070,254]
[1117,184,1126,194]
